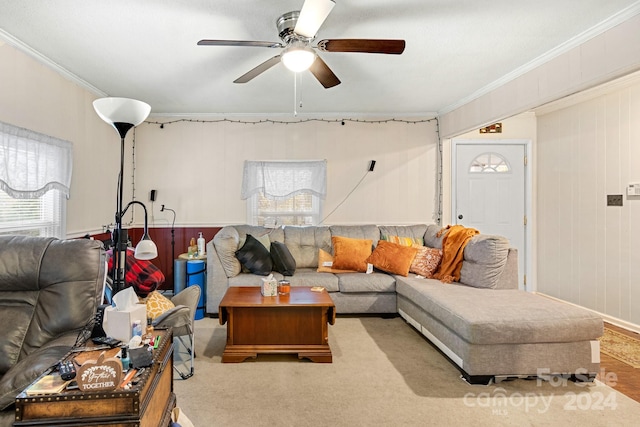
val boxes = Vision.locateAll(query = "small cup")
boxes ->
[278,280,290,296]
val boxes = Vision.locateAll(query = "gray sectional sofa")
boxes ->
[206,224,603,384]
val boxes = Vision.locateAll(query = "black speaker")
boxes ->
[150,189,157,201]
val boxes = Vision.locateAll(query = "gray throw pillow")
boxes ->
[213,226,242,278]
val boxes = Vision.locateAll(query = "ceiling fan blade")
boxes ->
[317,39,406,54]
[233,55,282,83]
[198,39,283,48]
[309,56,340,89]
[294,0,336,38]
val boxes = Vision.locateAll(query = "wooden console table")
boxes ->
[219,286,336,363]
[14,328,175,427]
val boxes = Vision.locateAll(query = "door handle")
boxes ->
[458,214,463,220]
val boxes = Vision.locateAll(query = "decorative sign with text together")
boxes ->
[77,352,122,392]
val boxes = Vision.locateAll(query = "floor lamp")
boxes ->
[93,97,156,295]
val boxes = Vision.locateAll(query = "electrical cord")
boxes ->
[318,169,370,225]
[74,316,96,348]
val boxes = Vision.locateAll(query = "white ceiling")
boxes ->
[0,0,639,117]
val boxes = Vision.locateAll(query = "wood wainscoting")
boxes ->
[93,227,221,292]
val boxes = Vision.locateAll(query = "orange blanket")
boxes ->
[433,225,479,283]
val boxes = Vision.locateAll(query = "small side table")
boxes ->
[177,253,207,319]
[15,329,175,426]
[178,253,207,261]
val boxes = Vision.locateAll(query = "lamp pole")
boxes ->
[113,123,135,294]
[93,97,153,295]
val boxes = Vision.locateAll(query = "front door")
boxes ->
[453,140,528,289]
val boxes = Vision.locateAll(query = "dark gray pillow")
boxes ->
[270,241,296,276]
[235,234,272,276]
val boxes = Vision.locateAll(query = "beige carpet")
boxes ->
[173,316,640,426]
[599,327,640,368]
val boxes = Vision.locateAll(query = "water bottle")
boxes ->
[132,319,142,338]
[197,232,205,257]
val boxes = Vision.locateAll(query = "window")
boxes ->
[469,152,510,173]
[0,121,71,238]
[0,189,65,237]
[248,191,320,226]
[241,160,326,226]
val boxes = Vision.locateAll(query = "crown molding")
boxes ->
[438,2,640,116]
[533,69,640,115]
[0,28,107,97]
[0,29,435,120]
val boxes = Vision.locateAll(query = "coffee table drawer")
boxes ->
[230,306,327,345]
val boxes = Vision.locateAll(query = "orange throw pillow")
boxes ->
[331,236,373,273]
[366,240,418,276]
[317,249,358,273]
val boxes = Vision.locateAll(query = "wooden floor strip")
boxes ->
[598,323,640,403]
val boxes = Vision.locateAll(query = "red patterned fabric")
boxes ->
[107,248,165,297]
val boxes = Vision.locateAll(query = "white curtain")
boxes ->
[0,121,73,199]
[241,160,327,201]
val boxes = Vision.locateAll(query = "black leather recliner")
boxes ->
[0,236,106,426]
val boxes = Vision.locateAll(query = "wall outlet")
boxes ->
[607,194,623,206]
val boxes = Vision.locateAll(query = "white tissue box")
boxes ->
[103,303,147,343]
[261,279,278,297]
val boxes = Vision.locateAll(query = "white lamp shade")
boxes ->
[134,238,158,260]
[282,47,316,72]
[93,97,151,127]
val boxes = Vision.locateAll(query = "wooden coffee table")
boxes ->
[219,286,336,363]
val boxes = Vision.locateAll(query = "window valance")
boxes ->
[241,160,327,201]
[0,121,73,199]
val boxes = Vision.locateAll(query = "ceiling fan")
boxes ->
[197,0,405,89]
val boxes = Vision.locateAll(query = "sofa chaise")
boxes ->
[206,224,603,384]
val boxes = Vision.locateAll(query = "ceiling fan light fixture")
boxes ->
[282,46,316,72]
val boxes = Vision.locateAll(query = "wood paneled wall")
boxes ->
[93,227,221,291]
[536,78,640,326]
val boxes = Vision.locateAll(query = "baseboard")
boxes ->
[534,292,640,334]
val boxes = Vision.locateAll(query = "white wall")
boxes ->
[0,42,120,237]
[0,41,440,235]
[535,76,640,327]
[135,118,439,227]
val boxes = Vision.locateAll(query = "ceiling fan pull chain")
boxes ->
[293,72,298,117]
[298,73,304,110]
[293,72,304,116]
